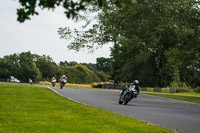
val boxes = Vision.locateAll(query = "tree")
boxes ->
[15,0,136,23]
[111,0,200,86]
[0,58,11,78]
[58,0,200,87]
[68,61,78,66]
[96,71,108,82]
[0,51,112,83]
[64,64,100,83]
[13,0,200,86]
[59,61,69,67]
[96,57,111,73]
[0,52,42,82]
[35,55,58,80]
[17,52,42,82]
[81,63,97,72]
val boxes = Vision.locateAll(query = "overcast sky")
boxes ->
[0,0,111,64]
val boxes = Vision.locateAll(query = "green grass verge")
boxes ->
[37,81,99,89]
[0,82,174,133]
[66,84,94,89]
[142,91,200,104]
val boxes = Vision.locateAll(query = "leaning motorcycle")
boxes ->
[60,79,66,89]
[51,79,56,87]
[119,85,138,105]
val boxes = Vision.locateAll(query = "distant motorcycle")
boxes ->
[119,85,138,105]
[60,79,66,89]
[51,79,56,87]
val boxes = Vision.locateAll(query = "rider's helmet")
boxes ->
[62,75,66,78]
[133,80,139,86]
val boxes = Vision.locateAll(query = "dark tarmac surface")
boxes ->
[50,87,200,133]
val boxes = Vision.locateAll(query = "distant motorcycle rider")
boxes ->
[51,77,56,82]
[60,75,67,82]
[51,77,56,87]
[60,75,67,89]
[29,78,33,85]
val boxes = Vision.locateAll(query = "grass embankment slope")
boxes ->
[142,91,200,104]
[0,82,173,133]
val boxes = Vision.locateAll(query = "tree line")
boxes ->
[0,51,111,84]
[13,0,200,88]
[58,0,200,88]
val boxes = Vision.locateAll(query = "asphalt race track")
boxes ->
[50,87,200,133]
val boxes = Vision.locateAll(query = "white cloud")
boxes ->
[0,0,111,64]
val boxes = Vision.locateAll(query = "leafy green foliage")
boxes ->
[80,63,97,72]
[35,55,58,81]
[110,0,200,87]
[0,52,42,82]
[13,0,200,87]
[58,0,200,87]
[170,81,193,93]
[16,0,114,23]
[58,58,111,83]
[59,61,79,67]
[194,87,200,93]
[0,58,11,78]
[96,57,111,73]
[15,0,140,23]
[64,64,101,84]
[0,52,109,83]
[96,71,109,82]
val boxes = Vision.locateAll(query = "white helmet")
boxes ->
[133,80,139,85]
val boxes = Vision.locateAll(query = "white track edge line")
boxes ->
[48,87,87,105]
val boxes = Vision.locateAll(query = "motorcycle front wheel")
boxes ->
[118,96,123,104]
[124,93,132,105]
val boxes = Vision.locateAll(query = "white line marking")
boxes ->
[47,87,87,105]
[48,87,63,97]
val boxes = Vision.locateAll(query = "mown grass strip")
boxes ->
[0,82,174,133]
[142,91,200,104]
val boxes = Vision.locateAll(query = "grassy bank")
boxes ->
[38,81,93,89]
[142,91,200,104]
[0,82,173,133]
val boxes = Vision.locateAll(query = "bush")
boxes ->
[175,88,190,93]
[171,81,193,93]
[194,87,200,93]
[65,65,100,84]
[96,71,108,82]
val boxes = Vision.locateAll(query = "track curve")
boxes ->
[50,87,200,133]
